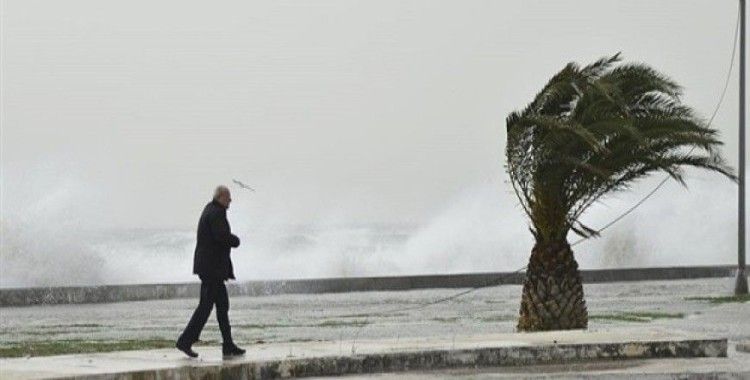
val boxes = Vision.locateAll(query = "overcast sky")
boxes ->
[0,0,742,233]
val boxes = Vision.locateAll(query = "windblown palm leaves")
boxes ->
[506,53,736,244]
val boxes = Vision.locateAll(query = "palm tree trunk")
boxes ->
[517,241,588,331]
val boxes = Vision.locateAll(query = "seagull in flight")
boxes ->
[232,179,255,192]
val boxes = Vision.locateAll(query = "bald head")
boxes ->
[213,185,232,208]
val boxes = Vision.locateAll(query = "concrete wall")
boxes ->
[0,265,737,307]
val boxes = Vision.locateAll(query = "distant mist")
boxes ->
[0,169,738,288]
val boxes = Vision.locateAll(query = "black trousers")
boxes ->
[178,276,233,345]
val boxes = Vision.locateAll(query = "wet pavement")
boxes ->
[1,277,747,349]
[0,329,732,379]
[1,277,748,378]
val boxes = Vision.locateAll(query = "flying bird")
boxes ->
[232,179,255,192]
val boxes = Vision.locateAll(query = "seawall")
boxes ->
[0,265,737,307]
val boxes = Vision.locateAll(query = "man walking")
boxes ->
[176,185,246,358]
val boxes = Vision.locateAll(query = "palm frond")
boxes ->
[505,54,736,243]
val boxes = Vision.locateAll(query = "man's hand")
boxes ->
[230,234,240,248]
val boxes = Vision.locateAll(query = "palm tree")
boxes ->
[505,54,736,331]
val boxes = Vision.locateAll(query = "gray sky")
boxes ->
[0,0,742,231]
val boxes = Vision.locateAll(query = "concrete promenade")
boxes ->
[0,329,729,379]
[2,278,747,378]
[0,265,737,306]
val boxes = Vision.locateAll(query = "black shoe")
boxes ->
[176,340,198,358]
[222,342,246,357]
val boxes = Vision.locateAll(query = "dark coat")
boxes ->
[192,200,240,280]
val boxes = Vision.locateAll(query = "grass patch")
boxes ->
[44,323,106,328]
[235,323,286,329]
[235,320,369,330]
[9,330,71,336]
[283,338,325,343]
[478,314,516,322]
[314,320,369,328]
[685,294,750,304]
[337,312,408,319]
[0,339,189,358]
[590,311,684,323]
[431,317,460,323]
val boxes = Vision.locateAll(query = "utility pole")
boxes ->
[737,0,749,295]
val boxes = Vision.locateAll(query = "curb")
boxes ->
[51,338,727,380]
